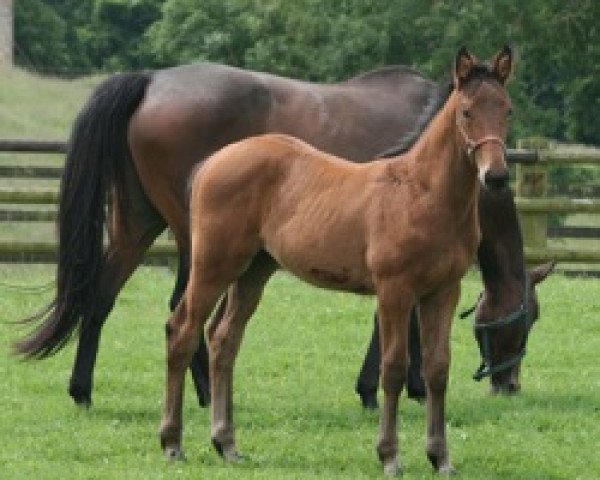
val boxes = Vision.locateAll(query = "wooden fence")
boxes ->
[1,138,599,266]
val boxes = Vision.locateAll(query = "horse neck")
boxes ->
[392,91,479,215]
[477,189,527,304]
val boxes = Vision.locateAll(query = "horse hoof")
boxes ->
[383,458,402,477]
[438,463,456,476]
[428,453,455,476]
[224,450,245,463]
[197,392,211,408]
[212,438,244,463]
[407,394,426,405]
[358,391,379,410]
[406,386,427,404]
[69,385,92,408]
[164,447,186,462]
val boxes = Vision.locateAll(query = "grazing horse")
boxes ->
[15,49,551,409]
[160,47,513,475]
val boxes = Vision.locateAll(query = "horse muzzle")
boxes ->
[483,168,509,190]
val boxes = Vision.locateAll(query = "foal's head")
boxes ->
[453,46,513,191]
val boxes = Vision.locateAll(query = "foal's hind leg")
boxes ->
[160,280,224,460]
[419,283,459,475]
[169,251,214,408]
[209,253,277,461]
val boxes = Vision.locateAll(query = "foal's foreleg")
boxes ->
[375,281,413,476]
[419,283,459,475]
[209,255,276,461]
[355,308,425,409]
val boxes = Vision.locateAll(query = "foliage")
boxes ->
[11,0,600,145]
[14,0,163,74]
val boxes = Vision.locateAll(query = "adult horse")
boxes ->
[160,46,512,475]
[15,49,551,408]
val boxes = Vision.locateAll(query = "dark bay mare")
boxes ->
[15,47,551,409]
[160,47,512,475]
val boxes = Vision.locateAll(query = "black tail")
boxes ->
[14,72,152,358]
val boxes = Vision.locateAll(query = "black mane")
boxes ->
[377,61,503,159]
[378,77,453,158]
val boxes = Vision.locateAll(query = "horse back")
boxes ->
[191,134,379,292]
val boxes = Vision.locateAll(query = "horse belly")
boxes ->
[264,218,373,294]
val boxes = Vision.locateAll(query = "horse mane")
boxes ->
[377,61,503,159]
[378,76,454,158]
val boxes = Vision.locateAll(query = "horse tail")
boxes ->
[14,72,152,358]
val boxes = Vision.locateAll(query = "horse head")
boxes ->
[473,261,556,394]
[453,46,513,191]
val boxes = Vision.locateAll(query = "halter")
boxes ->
[457,119,507,158]
[462,273,531,381]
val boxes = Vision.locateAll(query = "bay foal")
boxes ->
[161,47,513,475]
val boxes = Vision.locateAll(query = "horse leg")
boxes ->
[208,253,276,461]
[419,283,459,475]
[355,312,381,409]
[69,216,165,406]
[160,279,224,460]
[357,308,426,409]
[169,251,213,408]
[406,308,427,402]
[375,280,412,476]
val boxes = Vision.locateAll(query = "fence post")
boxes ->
[515,138,549,258]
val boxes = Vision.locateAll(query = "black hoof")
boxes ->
[212,437,224,457]
[427,451,439,470]
[407,379,427,404]
[69,384,92,408]
[357,388,379,410]
[197,391,211,408]
[407,390,426,404]
[164,447,186,462]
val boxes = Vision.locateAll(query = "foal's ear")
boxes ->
[454,46,477,88]
[491,45,514,84]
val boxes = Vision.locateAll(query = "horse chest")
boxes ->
[367,202,478,289]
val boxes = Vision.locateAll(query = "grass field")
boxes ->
[1,265,599,479]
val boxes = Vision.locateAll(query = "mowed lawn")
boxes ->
[0,264,598,479]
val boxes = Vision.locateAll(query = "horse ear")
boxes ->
[491,45,514,84]
[529,260,556,286]
[454,46,476,88]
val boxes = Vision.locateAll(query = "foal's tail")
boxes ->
[14,72,152,358]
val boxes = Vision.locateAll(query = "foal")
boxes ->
[160,46,513,475]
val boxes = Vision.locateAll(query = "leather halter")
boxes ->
[463,274,531,381]
[457,119,507,158]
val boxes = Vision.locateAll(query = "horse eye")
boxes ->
[462,109,471,119]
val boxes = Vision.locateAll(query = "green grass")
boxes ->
[1,265,599,479]
[0,67,99,139]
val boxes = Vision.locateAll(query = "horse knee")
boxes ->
[424,361,449,394]
[209,333,235,372]
[381,362,407,394]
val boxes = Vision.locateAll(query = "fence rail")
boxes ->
[1,138,599,267]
